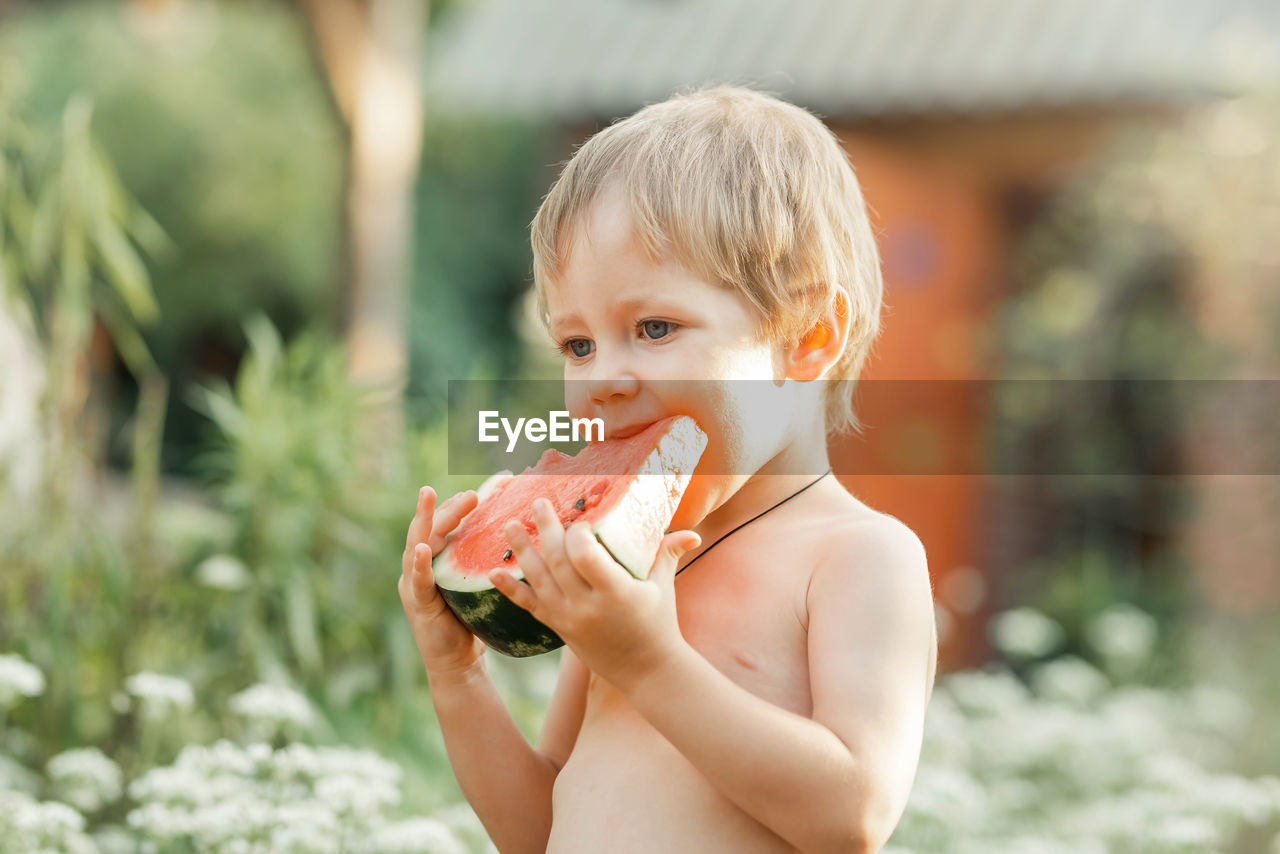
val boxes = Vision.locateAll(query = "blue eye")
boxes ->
[561,338,593,358]
[641,320,675,340]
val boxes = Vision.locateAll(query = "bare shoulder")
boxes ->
[800,493,938,702]
[796,486,930,594]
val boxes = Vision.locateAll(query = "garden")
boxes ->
[3,2,1280,852]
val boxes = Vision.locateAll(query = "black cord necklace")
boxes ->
[675,469,833,577]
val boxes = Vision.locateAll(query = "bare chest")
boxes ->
[548,538,815,854]
[594,533,813,707]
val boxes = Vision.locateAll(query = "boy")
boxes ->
[399,85,937,854]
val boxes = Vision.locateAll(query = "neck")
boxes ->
[680,417,836,549]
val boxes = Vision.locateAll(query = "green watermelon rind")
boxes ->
[435,585,566,658]
[432,416,708,658]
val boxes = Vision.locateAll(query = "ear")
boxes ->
[784,290,851,382]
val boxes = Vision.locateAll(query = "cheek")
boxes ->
[697,350,796,473]
[664,384,782,477]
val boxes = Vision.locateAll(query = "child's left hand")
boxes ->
[489,497,700,687]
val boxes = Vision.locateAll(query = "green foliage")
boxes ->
[410,115,558,414]
[1,94,163,349]
[990,89,1280,630]
[0,86,165,401]
[1,0,346,465]
[2,0,344,343]
[2,304,558,828]
[0,73,178,782]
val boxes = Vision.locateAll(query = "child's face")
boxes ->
[544,185,804,478]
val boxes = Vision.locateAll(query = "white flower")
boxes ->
[126,739,416,852]
[47,747,123,813]
[230,683,314,738]
[91,824,137,854]
[0,754,42,795]
[943,666,1032,716]
[314,774,400,819]
[903,764,988,818]
[1261,775,1280,816]
[1030,655,1110,706]
[196,554,250,591]
[0,653,45,709]
[0,788,97,854]
[1085,604,1158,664]
[1186,684,1252,734]
[1149,814,1219,847]
[365,818,467,854]
[989,607,1065,659]
[1002,836,1094,854]
[125,672,194,721]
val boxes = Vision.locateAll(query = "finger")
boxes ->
[408,543,454,623]
[411,542,438,601]
[403,487,437,574]
[530,497,568,572]
[506,519,564,603]
[490,569,540,616]
[404,486,440,560]
[426,490,480,554]
[531,519,594,596]
[653,531,702,586]
[563,522,620,591]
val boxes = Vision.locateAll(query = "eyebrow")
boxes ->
[550,294,687,330]
[548,311,583,332]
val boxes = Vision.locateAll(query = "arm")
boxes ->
[427,647,589,854]
[400,487,589,854]
[620,522,935,853]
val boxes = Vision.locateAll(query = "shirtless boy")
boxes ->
[399,85,938,854]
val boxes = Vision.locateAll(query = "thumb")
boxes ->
[652,531,701,585]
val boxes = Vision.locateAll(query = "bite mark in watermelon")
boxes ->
[432,415,708,657]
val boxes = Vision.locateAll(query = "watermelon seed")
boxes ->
[502,549,513,562]
[574,497,586,511]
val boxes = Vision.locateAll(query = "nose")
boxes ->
[588,375,639,406]
[586,347,640,406]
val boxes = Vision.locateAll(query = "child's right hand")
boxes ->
[399,486,486,678]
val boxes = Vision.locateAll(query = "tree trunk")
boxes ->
[295,0,427,418]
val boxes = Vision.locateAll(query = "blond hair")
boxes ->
[530,83,884,436]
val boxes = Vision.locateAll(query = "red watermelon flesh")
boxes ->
[445,418,693,577]
[432,414,707,656]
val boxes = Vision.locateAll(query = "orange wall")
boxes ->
[829,128,1006,670]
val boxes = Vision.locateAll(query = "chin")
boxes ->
[668,471,740,531]
[669,474,713,530]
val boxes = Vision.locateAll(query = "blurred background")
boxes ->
[2,1,1279,852]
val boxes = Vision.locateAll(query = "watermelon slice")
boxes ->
[432,415,708,657]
